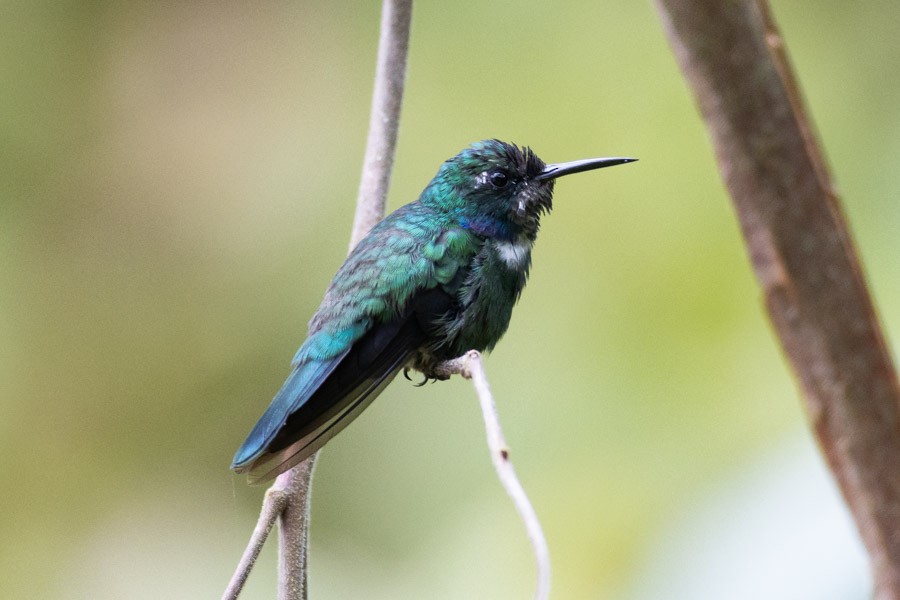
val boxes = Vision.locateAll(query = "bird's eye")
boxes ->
[488,170,509,188]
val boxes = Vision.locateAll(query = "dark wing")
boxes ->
[232,287,453,484]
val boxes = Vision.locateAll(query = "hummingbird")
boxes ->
[232,139,635,483]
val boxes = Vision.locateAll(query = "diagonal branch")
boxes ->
[654,1,900,597]
[222,487,289,600]
[439,351,551,600]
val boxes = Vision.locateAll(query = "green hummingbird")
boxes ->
[233,139,635,482]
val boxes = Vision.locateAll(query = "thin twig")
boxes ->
[440,351,551,600]
[223,1,413,599]
[655,1,900,597]
[222,488,289,600]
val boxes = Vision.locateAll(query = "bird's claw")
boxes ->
[404,366,448,386]
[403,367,430,386]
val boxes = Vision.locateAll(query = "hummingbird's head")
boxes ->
[422,139,635,240]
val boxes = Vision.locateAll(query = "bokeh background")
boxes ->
[3,1,899,598]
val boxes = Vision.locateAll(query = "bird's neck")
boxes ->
[458,214,518,242]
[419,180,532,243]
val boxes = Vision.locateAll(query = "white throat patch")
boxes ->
[493,238,532,269]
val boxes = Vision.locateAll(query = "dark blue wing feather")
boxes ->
[232,287,455,484]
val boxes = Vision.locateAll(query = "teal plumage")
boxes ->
[232,140,635,482]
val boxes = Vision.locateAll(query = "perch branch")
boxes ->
[223,1,412,598]
[655,1,900,597]
[439,351,551,600]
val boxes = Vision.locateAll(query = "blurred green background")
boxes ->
[3,1,899,598]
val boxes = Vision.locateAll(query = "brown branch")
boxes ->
[222,1,412,598]
[655,1,900,597]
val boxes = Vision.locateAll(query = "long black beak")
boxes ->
[536,157,637,181]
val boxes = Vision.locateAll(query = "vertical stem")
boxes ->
[350,0,414,248]
[276,1,413,599]
[276,459,315,600]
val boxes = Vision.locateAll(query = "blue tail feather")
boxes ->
[231,353,347,469]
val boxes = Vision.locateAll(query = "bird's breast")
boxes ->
[491,238,532,270]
